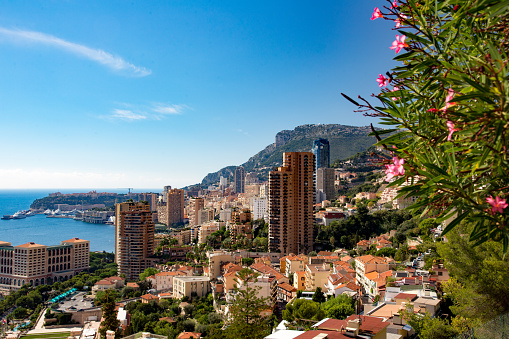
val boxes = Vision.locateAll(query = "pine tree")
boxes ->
[224,268,272,339]
[99,290,121,339]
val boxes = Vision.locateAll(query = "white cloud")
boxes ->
[111,109,147,121]
[0,27,151,77]
[152,104,185,115]
[105,103,188,122]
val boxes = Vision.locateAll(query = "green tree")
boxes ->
[438,223,509,323]
[321,294,355,320]
[312,287,326,303]
[139,267,159,281]
[99,290,121,339]
[347,0,509,251]
[223,268,271,339]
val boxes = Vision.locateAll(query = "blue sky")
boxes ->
[0,1,398,190]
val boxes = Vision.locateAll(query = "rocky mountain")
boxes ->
[200,124,377,185]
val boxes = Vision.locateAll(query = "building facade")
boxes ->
[0,238,90,290]
[167,189,185,226]
[234,166,246,194]
[269,152,315,254]
[115,201,155,280]
[312,138,330,171]
[316,167,336,201]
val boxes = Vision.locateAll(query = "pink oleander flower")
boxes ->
[391,1,398,8]
[390,35,409,53]
[376,74,389,87]
[444,88,457,110]
[487,195,508,214]
[371,7,383,20]
[395,15,407,28]
[447,121,459,141]
[391,86,400,101]
[385,157,405,181]
[427,108,439,113]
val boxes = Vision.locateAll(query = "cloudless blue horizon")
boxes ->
[0,1,399,189]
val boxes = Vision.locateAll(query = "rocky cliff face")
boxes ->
[200,124,377,186]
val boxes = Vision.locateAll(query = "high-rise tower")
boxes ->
[166,189,185,226]
[234,166,246,194]
[312,139,330,171]
[269,152,315,255]
[115,201,154,280]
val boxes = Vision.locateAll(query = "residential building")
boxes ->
[316,167,336,201]
[173,276,211,299]
[192,198,204,226]
[251,197,267,221]
[115,201,155,280]
[355,255,391,296]
[147,271,186,291]
[234,166,246,194]
[197,209,214,225]
[293,271,306,291]
[304,263,331,291]
[311,138,330,171]
[0,238,90,290]
[285,254,306,278]
[167,189,185,226]
[269,152,315,255]
[197,221,222,244]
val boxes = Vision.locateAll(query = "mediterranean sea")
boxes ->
[0,189,157,253]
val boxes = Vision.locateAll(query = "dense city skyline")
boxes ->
[0,1,398,189]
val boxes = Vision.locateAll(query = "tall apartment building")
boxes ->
[269,152,315,255]
[192,198,205,226]
[312,138,330,171]
[139,193,158,212]
[0,238,90,290]
[115,201,155,280]
[234,166,246,194]
[316,167,336,201]
[167,189,185,226]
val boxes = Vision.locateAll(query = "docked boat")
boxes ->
[12,212,26,219]
[1,215,12,220]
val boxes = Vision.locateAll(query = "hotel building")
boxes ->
[0,238,90,290]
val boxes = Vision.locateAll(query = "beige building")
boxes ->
[269,152,315,255]
[197,209,215,225]
[167,189,185,226]
[147,271,186,291]
[173,276,211,299]
[197,221,222,244]
[115,201,155,280]
[192,198,205,226]
[207,250,235,279]
[316,167,336,201]
[355,255,391,295]
[0,238,89,290]
[304,263,331,291]
[285,254,306,278]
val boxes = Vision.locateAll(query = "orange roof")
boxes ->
[95,279,115,286]
[126,282,139,288]
[141,294,159,300]
[356,255,388,265]
[278,282,297,292]
[62,237,88,243]
[394,293,418,301]
[177,332,202,339]
[364,271,379,281]
[357,240,370,246]
[16,242,45,248]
